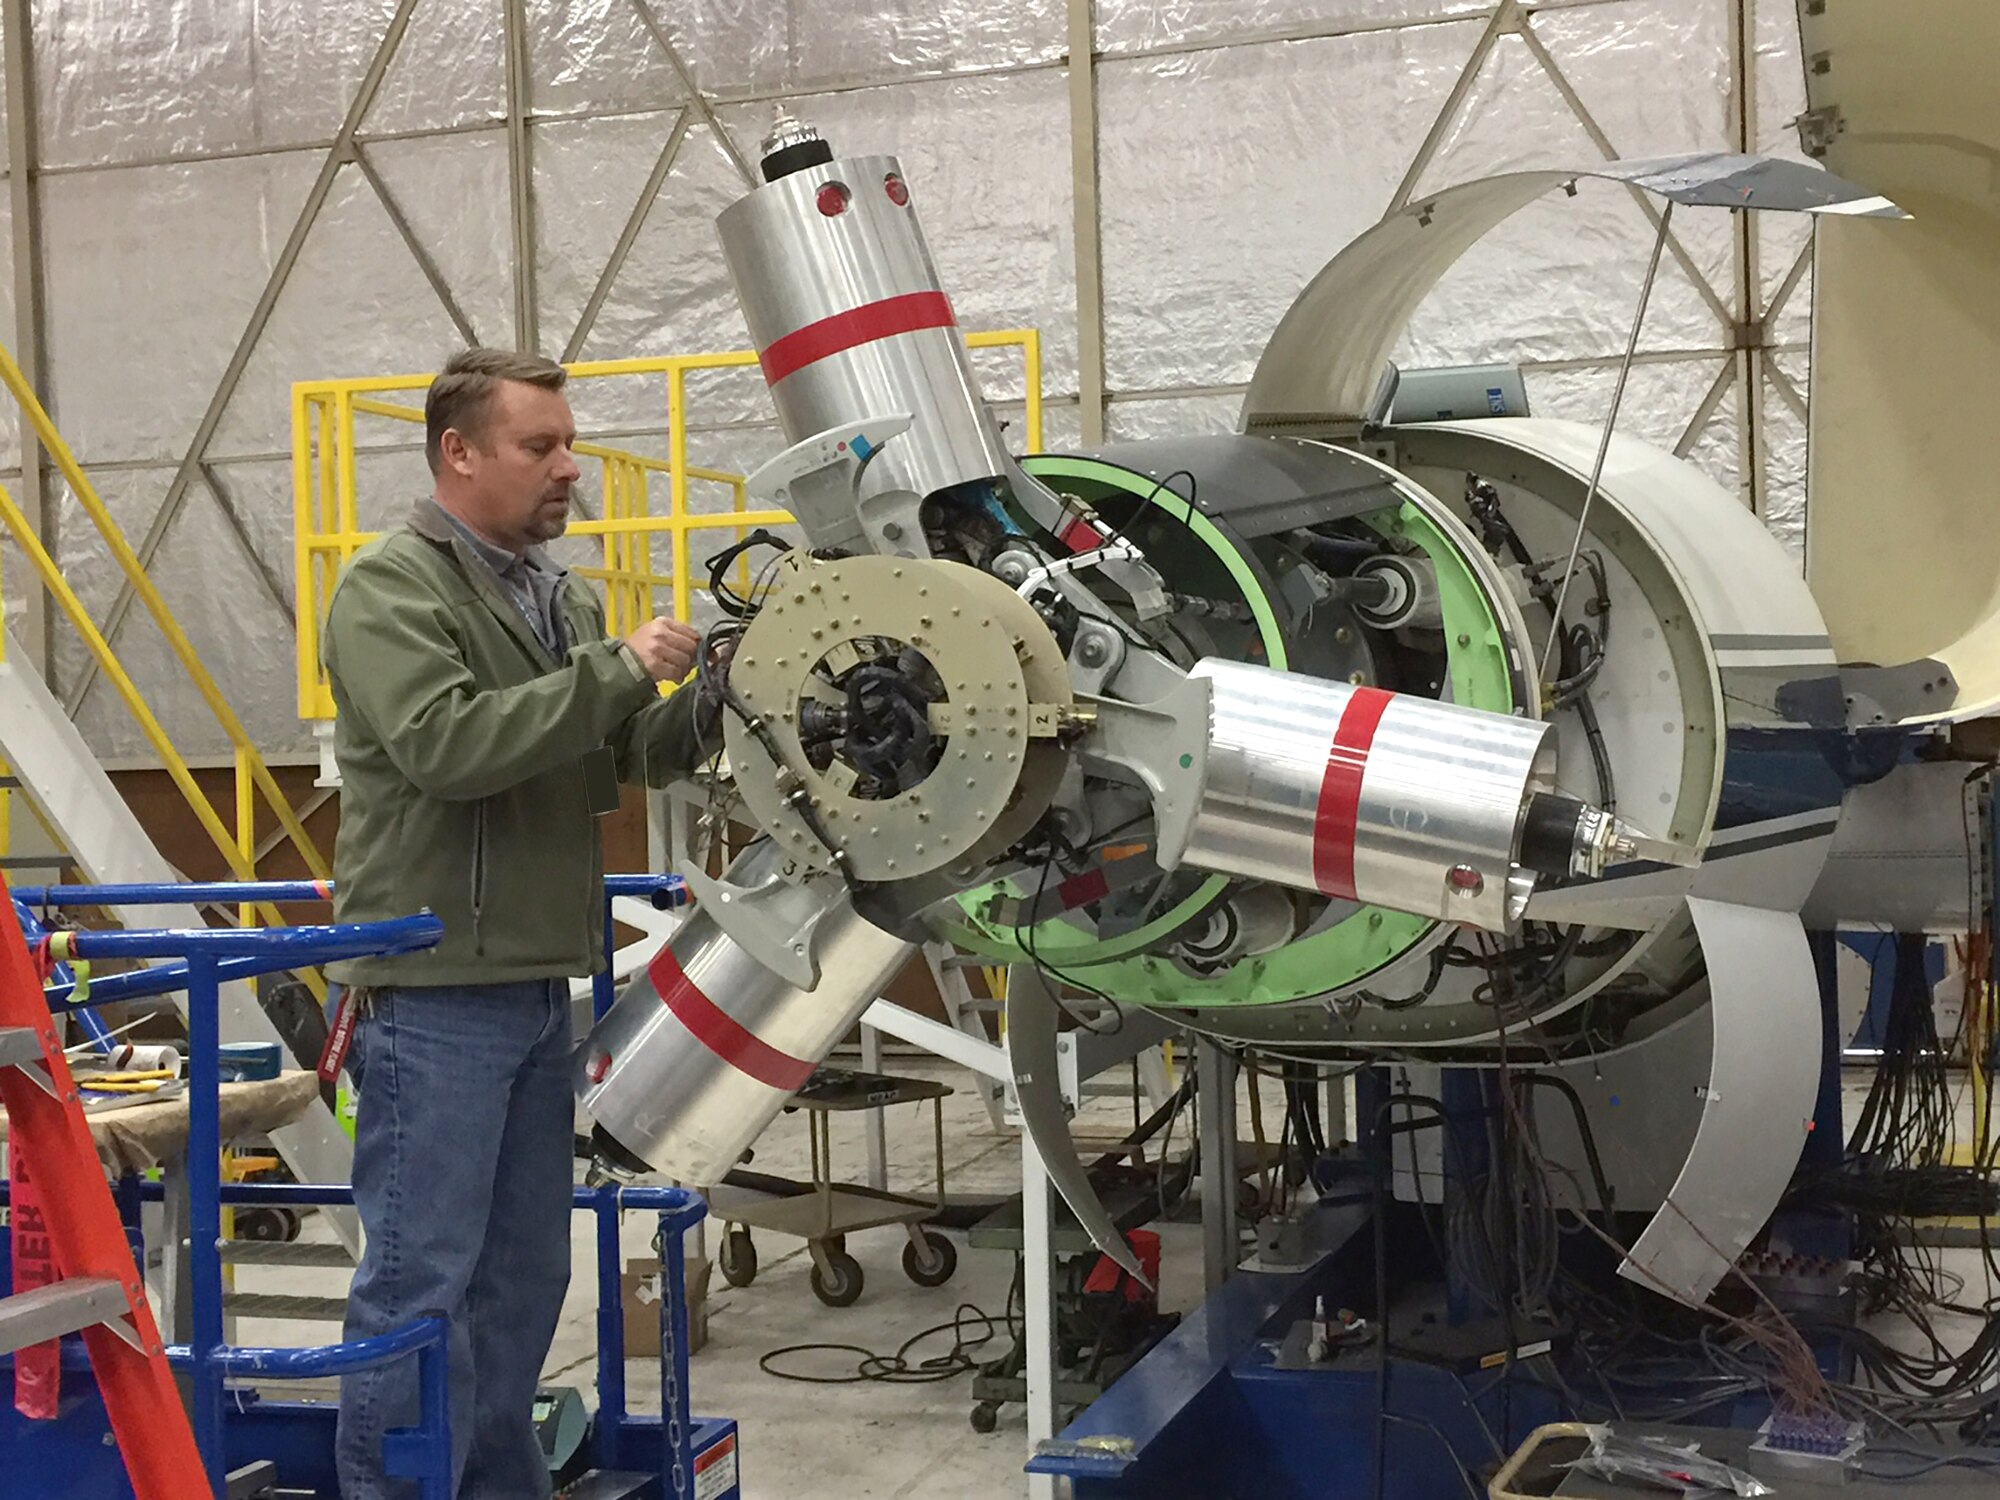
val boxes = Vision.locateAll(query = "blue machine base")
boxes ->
[1032,1203,1559,1500]
[0,1348,740,1500]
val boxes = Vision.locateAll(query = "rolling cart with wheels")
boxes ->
[705,1067,955,1308]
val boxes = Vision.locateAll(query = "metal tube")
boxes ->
[67,1181,706,1224]
[595,1195,628,1467]
[596,894,620,1023]
[171,1313,445,1377]
[1537,200,1674,682]
[55,913,444,962]
[669,368,692,620]
[578,845,913,1184]
[187,953,226,1496]
[664,1202,696,1497]
[715,147,1023,517]
[1198,1039,1238,1293]
[20,873,683,910]
[12,880,328,906]
[1022,1132,1057,1499]
[412,1321,454,1499]
[9,898,112,1050]
[1176,660,1556,932]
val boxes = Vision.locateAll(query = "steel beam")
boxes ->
[17,2,1639,188]
[563,111,692,362]
[1067,0,1108,445]
[1519,22,1735,330]
[1726,0,1764,515]
[3,0,50,674]
[68,0,425,717]
[1764,358,1808,425]
[629,0,755,187]
[1672,360,1736,458]
[1765,239,1812,326]
[197,462,296,618]
[504,0,540,353]
[351,141,480,347]
[1387,0,1520,214]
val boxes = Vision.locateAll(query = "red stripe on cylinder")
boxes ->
[649,946,815,1092]
[1312,687,1394,899]
[757,291,956,385]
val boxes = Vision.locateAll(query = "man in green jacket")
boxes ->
[322,348,713,1499]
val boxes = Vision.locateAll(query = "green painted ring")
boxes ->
[940,453,1514,1007]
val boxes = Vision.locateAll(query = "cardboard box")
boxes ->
[623,1254,710,1358]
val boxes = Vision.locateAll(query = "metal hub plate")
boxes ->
[727,555,1071,882]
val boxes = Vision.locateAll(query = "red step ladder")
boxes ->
[0,872,207,1497]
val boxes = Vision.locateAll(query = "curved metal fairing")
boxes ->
[1242,155,1893,428]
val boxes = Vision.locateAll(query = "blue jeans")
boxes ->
[335,980,575,1500]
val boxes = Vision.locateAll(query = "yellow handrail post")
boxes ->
[668,365,692,623]
[336,388,360,572]
[235,746,256,937]
[732,478,752,599]
[292,385,320,720]
[600,457,621,635]
[638,467,657,624]
[1022,328,1044,452]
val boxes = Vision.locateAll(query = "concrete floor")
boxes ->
[217,1062,1998,1499]
[541,1053,1191,1500]
[228,1053,1208,1499]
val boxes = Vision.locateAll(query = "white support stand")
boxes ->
[921,943,1010,1131]
[859,996,1058,1490]
[860,1022,888,1192]
[1197,1037,1240,1294]
[1022,1134,1058,1500]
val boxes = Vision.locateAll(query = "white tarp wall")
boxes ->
[0,0,1814,762]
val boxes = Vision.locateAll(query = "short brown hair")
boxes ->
[424,347,568,474]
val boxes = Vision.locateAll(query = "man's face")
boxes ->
[452,380,580,551]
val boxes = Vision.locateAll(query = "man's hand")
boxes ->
[623,617,701,683]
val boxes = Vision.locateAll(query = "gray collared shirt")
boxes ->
[427,499,568,656]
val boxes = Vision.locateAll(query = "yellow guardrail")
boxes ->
[0,338,330,980]
[293,331,1044,719]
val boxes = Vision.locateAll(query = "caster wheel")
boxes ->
[810,1248,865,1307]
[902,1230,957,1287]
[235,1208,288,1243]
[277,1208,304,1243]
[969,1402,1000,1434]
[719,1228,758,1288]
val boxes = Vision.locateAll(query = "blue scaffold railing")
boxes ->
[4,874,711,1500]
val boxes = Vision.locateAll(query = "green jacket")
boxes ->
[322,501,714,987]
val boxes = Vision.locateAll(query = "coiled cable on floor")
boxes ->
[758,1298,1006,1385]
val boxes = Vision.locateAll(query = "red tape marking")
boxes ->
[757,291,956,385]
[1312,687,1393,899]
[650,947,815,1092]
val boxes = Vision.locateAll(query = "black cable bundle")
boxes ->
[1849,935,1956,1168]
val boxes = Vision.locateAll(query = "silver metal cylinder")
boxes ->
[575,846,915,1184]
[1177,660,1556,932]
[716,152,1016,506]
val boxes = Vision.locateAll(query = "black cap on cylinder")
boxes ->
[1519,793,1588,879]
[762,136,834,182]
